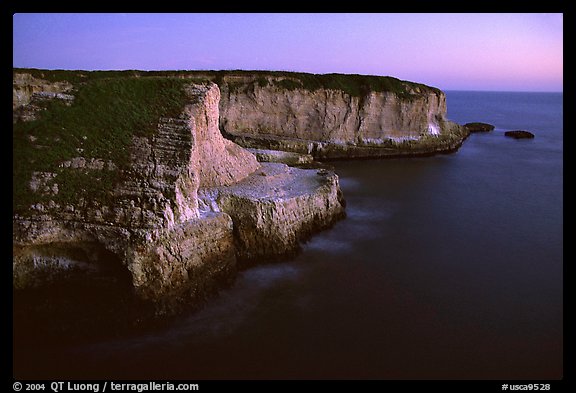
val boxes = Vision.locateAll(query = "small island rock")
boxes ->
[464,122,495,132]
[504,130,535,139]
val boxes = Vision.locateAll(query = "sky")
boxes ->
[13,13,563,92]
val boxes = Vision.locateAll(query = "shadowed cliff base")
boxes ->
[223,121,469,161]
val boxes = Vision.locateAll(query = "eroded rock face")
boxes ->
[13,78,346,311]
[127,212,237,311]
[13,73,75,122]
[216,76,467,158]
[202,163,345,263]
[13,73,74,109]
[219,80,445,143]
[185,84,260,187]
[246,148,314,165]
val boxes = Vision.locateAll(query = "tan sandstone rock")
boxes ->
[215,74,467,158]
[13,77,346,312]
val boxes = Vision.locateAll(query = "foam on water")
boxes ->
[427,122,440,136]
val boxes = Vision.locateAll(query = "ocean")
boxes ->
[13,91,563,379]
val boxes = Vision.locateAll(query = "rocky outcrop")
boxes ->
[203,163,344,263]
[227,121,468,159]
[13,72,75,122]
[464,122,495,132]
[211,73,468,158]
[505,130,535,139]
[13,72,74,109]
[246,148,314,165]
[185,84,261,187]
[127,212,238,304]
[13,75,345,311]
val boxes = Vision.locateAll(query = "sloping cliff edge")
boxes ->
[13,71,345,312]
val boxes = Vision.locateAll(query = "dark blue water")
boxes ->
[14,92,563,379]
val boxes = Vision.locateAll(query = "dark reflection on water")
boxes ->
[13,92,562,379]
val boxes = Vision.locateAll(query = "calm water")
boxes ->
[14,91,563,379]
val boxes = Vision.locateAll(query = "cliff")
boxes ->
[13,70,345,311]
[13,69,468,159]
[201,71,469,158]
[13,68,467,312]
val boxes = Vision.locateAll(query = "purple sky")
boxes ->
[13,13,563,92]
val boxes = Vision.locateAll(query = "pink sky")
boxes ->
[13,13,563,92]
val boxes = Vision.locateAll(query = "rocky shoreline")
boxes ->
[13,74,346,313]
[225,120,469,160]
[13,69,469,313]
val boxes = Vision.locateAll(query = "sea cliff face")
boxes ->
[212,73,468,158]
[219,79,445,143]
[13,71,345,311]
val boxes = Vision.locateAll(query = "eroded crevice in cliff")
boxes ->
[13,241,130,287]
[13,240,165,344]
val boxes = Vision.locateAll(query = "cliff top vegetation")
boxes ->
[13,68,443,98]
[13,74,192,214]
